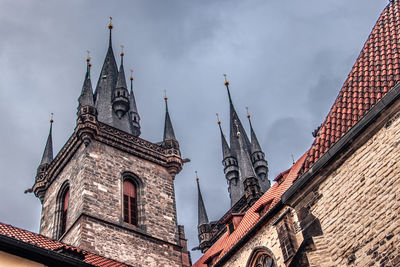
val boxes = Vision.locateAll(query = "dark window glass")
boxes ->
[123,180,137,225]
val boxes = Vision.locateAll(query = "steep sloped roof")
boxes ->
[193,153,307,267]
[0,222,128,267]
[304,0,400,170]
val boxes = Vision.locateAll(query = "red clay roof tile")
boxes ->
[0,222,128,267]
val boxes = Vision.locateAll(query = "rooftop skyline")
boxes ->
[0,0,388,261]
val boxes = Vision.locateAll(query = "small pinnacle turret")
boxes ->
[217,115,240,206]
[196,173,209,226]
[163,93,176,141]
[78,56,94,108]
[246,108,269,192]
[196,172,212,253]
[129,69,141,136]
[112,47,130,119]
[40,117,54,165]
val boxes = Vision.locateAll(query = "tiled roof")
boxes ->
[304,0,400,170]
[193,153,308,267]
[0,222,128,267]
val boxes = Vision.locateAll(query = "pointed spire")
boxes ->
[115,45,128,90]
[129,69,138,113]
[223,74,251,154]
[163,91,176,141]
[246,107,262,153]
[78,52,94,107]
[196,172,209,226]
[217,113,231,158]
[40,115,54,165]
[236,125,258,181]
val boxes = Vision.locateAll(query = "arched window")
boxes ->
[247,247,276,267]
[123,180,137,225]
[58,186,69,238]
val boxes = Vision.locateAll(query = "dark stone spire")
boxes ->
[246,109,270,193]
[223,75,251,156]
[112,50,130,119]
[196,174,209,226]
[163,95,176,141]
[129,70,141,137]
[78,58,94,108]
[94,21,118,125]
[217,115,231,159]
[235,127,261,206]
[217,116,241,207]
[40,118,54,165]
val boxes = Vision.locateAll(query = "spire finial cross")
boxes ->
[50,113,54,124]
[246,106,250,119]
[216,113,221,125]
[195,171,199,181]
[120,45,124,56]
[130,68,134,81]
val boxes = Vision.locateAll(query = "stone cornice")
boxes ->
[33,105,183,201]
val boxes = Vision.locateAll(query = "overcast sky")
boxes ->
[0,0,388,262]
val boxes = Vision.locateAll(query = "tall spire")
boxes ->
[196,172,209,226]
[40,115,54,165]
[223,74,251,154]
[112,46,130,119]
[217,114,231,159]
[78,52,94,108]
[94,18,118,123]
[129,69,141,136]
[163,91,176,141]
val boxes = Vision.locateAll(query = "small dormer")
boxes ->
[255,199,273,217]
[222,213,245,234]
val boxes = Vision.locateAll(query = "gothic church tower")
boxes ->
[31,21,190,266]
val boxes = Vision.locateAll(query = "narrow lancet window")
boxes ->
[60,189,69,236]
[123,180,137,225]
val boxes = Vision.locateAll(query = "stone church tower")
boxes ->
[31,21,191,267]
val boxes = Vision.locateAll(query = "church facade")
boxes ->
[193,1,400,266]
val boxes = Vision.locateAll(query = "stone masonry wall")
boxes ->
[222,208,301,267]
[40,144,87,239]
[41,139,184,266]
[293,107,400,266]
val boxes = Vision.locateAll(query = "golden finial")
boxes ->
[246,106,250,119]
[164,89,168,101]
[86,50,92,67]
[216,113,221,125]
[130,69,134,81]
[108,16,113,29]
[50,113,54,124]
[195,171,199,182]
[120,45,124,56]
[223,73,229,86]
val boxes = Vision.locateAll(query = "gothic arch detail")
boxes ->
[54,181,70,240]
[246,247,277,267]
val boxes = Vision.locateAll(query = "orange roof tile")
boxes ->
[304,0,400,171]
[193,153,308,267]
[0,222,128,267]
